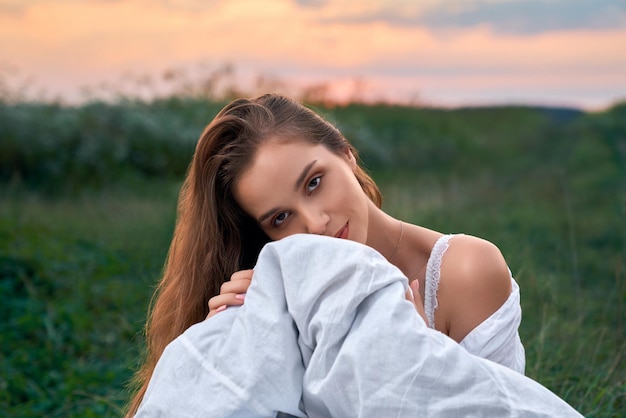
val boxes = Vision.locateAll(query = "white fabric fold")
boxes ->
[460,277,526,373]
[135,234,582,418]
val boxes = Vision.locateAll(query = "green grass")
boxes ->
[379,172,625,416]
[1,99,625,416]
[0,181,179,417]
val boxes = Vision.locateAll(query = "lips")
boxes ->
[334,222,349,239]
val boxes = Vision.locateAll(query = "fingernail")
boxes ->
[216,305,227,313]
[235,293,246,301]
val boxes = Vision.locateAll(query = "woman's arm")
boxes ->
[136,234,581,417]
[209,265,428,321]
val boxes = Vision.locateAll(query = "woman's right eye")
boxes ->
[272,212,289,228]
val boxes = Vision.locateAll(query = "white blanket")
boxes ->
[136,234,582,417]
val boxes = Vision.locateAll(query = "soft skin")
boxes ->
[126,94,520,417]
[211,138,511,343]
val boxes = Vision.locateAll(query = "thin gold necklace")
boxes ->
[388,221,404,262]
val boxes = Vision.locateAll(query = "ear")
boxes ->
[343,147,357,170]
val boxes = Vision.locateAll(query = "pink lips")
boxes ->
[334,223,349,239]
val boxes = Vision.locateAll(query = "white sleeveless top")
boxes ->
[424,234,526,374]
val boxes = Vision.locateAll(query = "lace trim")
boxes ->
[424,234,454,328]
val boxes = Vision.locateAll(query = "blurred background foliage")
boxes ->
[1,88,624,416]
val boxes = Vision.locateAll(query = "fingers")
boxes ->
[219,279,252,295]
[405,288,414,303]
[407,279,428,324]
[405,278,419,303]
[206,269,254,319]
[208,291,246,311]
[230,269,254,281]
[207,293,246,318]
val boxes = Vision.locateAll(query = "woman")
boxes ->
[126,93,525,416]
[134,234,581,417]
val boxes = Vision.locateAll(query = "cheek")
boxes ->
[336,175,369,224]
[343,175,368,206]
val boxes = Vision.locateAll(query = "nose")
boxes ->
[301,208,329,235]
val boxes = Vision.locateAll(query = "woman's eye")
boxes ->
[272,212,289,227]
[307,176,321,193]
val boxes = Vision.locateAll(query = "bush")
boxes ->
[0,98,224,191]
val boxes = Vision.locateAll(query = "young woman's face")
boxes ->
[235,139,371,244]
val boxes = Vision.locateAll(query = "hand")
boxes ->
[405,279,427,323]
[206,269,253,319]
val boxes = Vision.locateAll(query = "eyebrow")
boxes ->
[257,159,318,224]
[294,160,317,192]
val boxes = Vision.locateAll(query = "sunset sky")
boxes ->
[1,0,625,109]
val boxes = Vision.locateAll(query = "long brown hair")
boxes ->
[125,94,381,415]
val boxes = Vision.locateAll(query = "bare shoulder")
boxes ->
[436,234,512,342]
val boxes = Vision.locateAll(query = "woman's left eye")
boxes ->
[307,176,321,193]
[272,211,289,227]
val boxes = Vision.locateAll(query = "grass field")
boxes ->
[1,99,624,416]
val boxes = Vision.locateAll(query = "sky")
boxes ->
[1,0,625,109]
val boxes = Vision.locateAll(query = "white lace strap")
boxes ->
[424,234,454,328]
